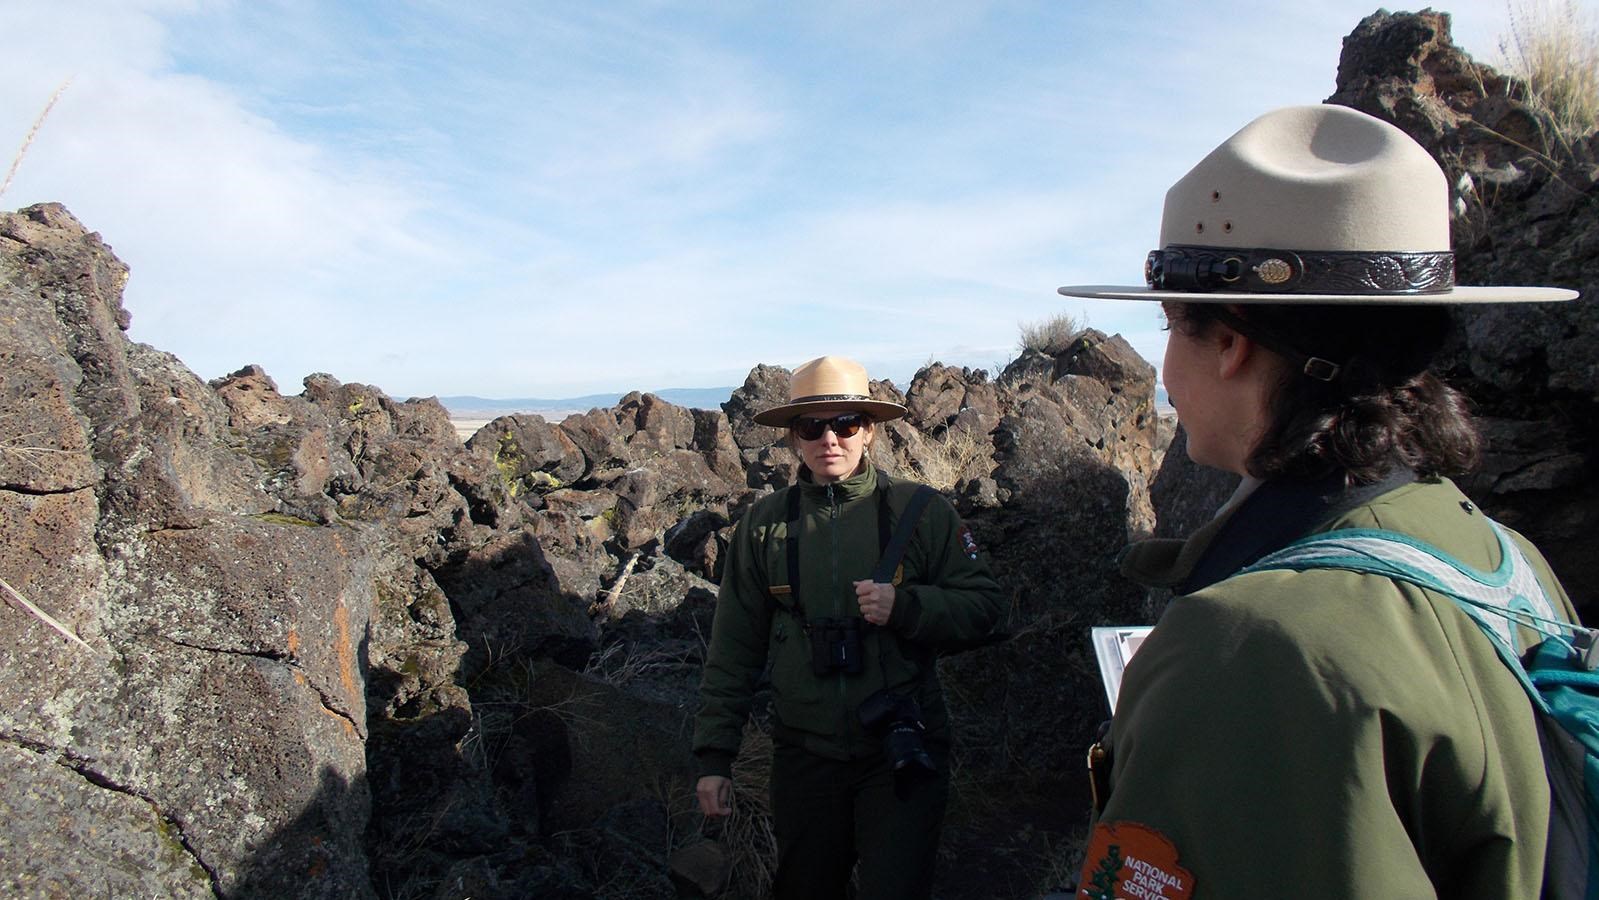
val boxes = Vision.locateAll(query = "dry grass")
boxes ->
[581,638,701,689]
[1016,313,1080,357]
[1499,0,1599,140]
[0,575,100,656]
[719,725,779,899]
[915,424,995,492]
[1,80,70,202]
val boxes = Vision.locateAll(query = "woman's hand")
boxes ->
[854,580,896,626]
[697,775,733,817]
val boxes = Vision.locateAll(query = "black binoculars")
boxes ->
[807,617,864,676]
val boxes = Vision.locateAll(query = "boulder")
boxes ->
[0,204,376,898]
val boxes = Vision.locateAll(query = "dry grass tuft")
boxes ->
[719,725,779,899]
[1016,313,1080,357]
[582,638,700,689]
[1,79,71,202]
[1499,0,1599,140]
[916,424,995,492]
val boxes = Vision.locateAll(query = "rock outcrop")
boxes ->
[1,204,374,899]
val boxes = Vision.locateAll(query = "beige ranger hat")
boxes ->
[753,356,908,426]
[1058,104,1578,305]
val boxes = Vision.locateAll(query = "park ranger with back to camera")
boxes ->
[1059,104,1580,899]
[691,355,1006,900]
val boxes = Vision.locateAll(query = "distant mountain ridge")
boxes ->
[437,387,738,416]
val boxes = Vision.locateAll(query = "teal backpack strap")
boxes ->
[1240,523,1577,666]
[1242,521,1599,897]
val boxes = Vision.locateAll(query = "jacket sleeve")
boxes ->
[691,505,776,778]
[886,494,1006,648]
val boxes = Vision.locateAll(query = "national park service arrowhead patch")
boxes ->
[959,524,979,560]
[1076,820,1194,900]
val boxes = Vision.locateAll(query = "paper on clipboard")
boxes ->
[1091,625,1156,713]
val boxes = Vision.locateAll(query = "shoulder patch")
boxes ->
[1076,820,1194,900]
[959,524,980,560]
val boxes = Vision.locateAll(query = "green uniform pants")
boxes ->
[769,740,949,900]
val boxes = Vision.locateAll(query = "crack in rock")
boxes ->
[0,482,93,497]
[1,731,225,899]
[161,637,366,740]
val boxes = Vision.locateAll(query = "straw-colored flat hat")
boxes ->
[753,356,907,426]
[1058,104,1577,305]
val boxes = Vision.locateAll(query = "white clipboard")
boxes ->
[1091,625,1155,713]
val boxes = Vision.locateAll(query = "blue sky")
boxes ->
[0,1,1539,399]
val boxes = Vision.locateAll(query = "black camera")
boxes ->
[807,617,864,676]
[857,689,936,778]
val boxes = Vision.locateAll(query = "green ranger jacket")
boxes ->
[693,465,1005,776]
[1080,477,1576,900]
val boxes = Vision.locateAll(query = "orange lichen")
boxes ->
[334,602,358,704]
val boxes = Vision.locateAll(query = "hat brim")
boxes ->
[1057,284,1580,304]
[753,399,907,427]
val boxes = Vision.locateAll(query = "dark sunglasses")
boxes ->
[792,413,869,441]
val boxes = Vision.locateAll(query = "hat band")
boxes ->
[789,393,873,405]
[1146,245,1455,295]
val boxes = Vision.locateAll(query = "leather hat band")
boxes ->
[1146,245,1456,295]
[790,393,873,404]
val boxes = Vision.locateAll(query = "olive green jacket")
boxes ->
[1083,477,1575,899]
[693,466,1005,776]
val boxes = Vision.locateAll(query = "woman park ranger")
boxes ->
[1058,105,1580,898]
[691,355,1005,900]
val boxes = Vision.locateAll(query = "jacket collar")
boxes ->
[1121,467,1418,593]
[796,463,879,503]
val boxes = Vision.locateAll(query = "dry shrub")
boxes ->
[1499,0,1599,140]
[1016,313,1080,356]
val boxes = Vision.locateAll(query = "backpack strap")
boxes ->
[1243,522,1599,896]
[1245,524,1563,647]
[1239,522,1595,698]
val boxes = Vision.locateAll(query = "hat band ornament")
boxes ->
[1145,245,1456,295]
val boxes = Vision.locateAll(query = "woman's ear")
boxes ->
[1216,305,1257,380]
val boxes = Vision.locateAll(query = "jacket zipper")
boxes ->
[827,483,848,723]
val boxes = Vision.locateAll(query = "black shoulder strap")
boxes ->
[872,481,938,584]
[783,486,804,621]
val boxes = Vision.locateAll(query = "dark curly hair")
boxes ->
[1166,302,1480,485]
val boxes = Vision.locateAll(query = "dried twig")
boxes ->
[0,574,101,656]
[1,78,71,202]
[595,549,643,615]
